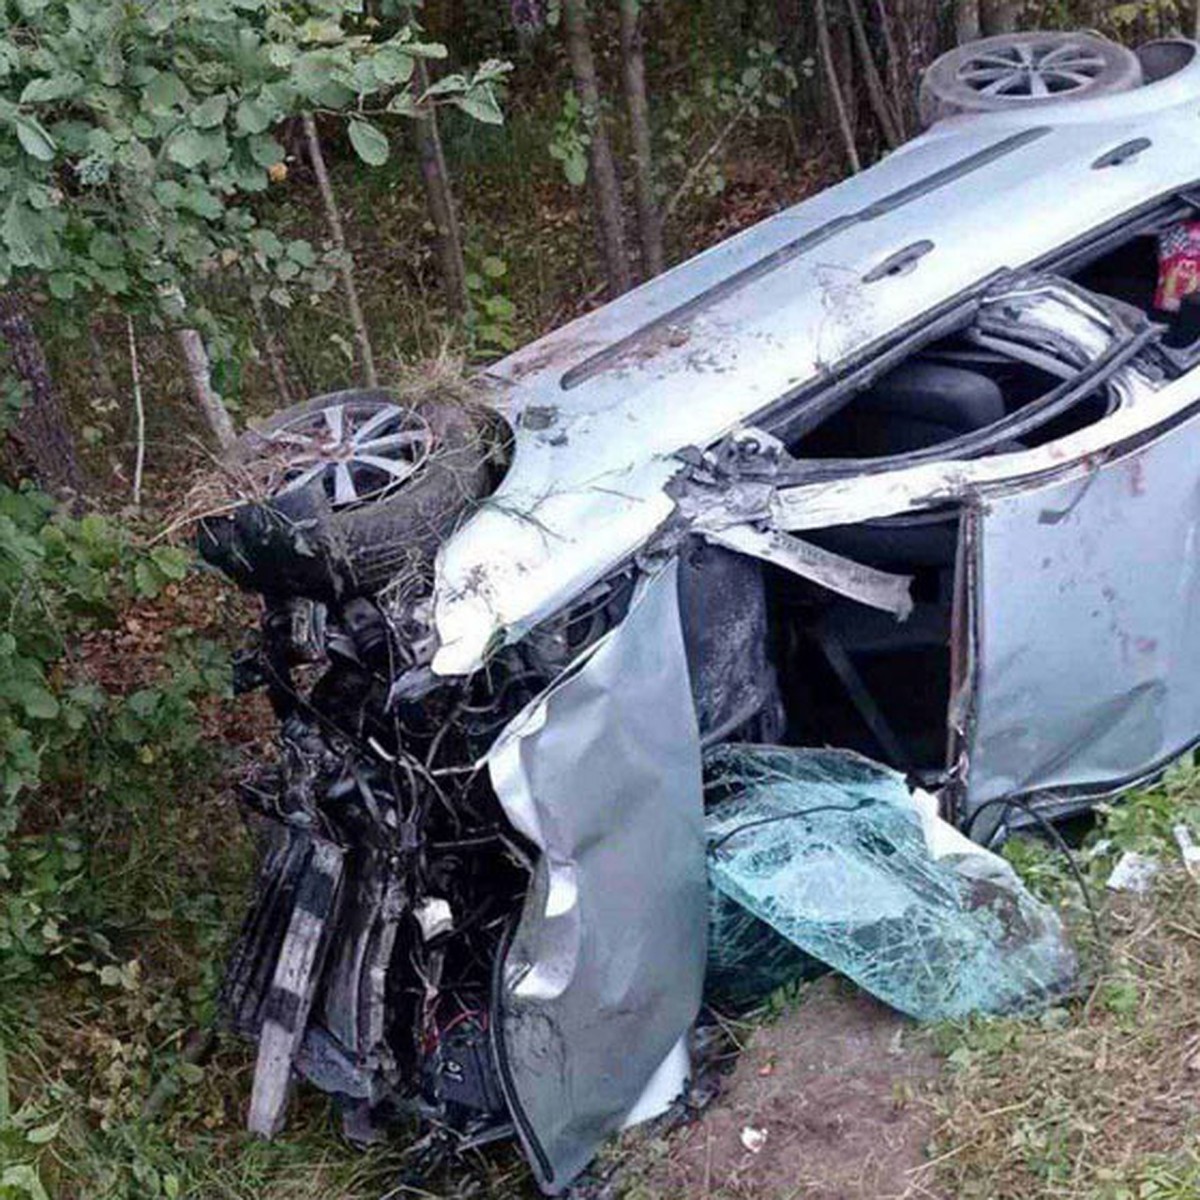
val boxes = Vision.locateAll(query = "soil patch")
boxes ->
[630,977,944,1199]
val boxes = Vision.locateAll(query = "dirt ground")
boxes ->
[626,978,944,1200]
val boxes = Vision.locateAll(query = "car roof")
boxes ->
[431,46,1200,677]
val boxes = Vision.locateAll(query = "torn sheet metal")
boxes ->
[487,562,707,1193]
[672,431,913,618]
[970,275,1126,369]
[705,745,1077,1020]
[705,524,914,619]
[963,409,1200,820]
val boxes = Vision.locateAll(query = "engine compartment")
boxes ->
[217,562,639,1151]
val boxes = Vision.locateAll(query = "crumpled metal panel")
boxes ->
[966,411,1200,816]
[487,562,706,1193]
[433,97,1200,676]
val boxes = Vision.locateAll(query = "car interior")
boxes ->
[795,347,1073,460]
[748,516,958,780]
[716,203,1200,786]
[1073,229,1200,351]
[750,272,1147,779]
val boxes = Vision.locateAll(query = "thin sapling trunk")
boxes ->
[302,112,379,388]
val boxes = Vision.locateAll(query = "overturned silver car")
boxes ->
[200,32,1200,1192]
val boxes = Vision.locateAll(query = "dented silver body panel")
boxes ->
[432,47,1200,675]
[964,408,1200,815]
[487,564,706,1191]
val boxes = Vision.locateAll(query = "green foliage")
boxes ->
[1000,833,1081,907]
[0,484,243,1199]
[465,251,518,354]
[548,89,589,186]
[0,371,25,432]
[1026,0,1187,39]
[998,758,1200,914]
[0,483,229,983]
[0,0,509,324]
[1097,755,1200,857]
[348,118,391,166]
[660,41,800,209]
[760,975,809,1021]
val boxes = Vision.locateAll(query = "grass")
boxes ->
[921,765,1200,1200]
[924,876,1200,1198]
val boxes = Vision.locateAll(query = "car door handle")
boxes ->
[1092,138,1152,169]
[863,239,936,283]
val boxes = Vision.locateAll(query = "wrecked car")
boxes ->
[199,31,1200,1192]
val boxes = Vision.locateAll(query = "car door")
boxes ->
[957,398,1200,832]
[485,562,708,1193]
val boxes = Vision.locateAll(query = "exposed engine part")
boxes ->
[220,584,534,1143]
[420,1005,507,1121]
[217,524,780,1148]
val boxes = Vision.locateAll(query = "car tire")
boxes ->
[918,31,1143,128]
[212,388,499,599]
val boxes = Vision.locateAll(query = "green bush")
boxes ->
[0,483,230,982]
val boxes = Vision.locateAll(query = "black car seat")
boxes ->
[842,360,1006,458]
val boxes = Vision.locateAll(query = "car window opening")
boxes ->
[1071,221,1200,353]
[687,519,959,781]
[775,516,956,776]
[789,326,1110,462]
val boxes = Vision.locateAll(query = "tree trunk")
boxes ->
[0,291,84,498]
[157,284,237,449]
[302,112,379,387]
[619,0,664,279]
[981,0,1020,34]
[174,325,236,449]
[845,0,902,148]
[816,0,862,173]
[562,0,632,297]
[126,315,146,507]
[956,0,981,41]
[890,0,943,126]
[874,0,910,138]
[413,58,470,316]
